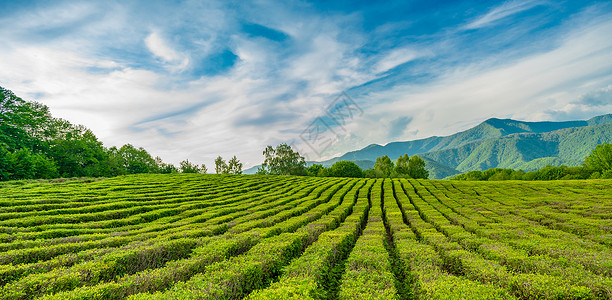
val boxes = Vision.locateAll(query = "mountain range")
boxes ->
[245,114,612,178]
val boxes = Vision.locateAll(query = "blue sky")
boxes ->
[1,0,612,168]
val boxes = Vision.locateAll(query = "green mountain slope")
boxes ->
[423,123,612,173]
[323,116,607,165]
[245,114,612,178]
[321,114,612,179]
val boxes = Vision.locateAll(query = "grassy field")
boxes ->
[0,174,610,299]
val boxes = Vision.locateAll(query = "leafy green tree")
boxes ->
[154,156,178,174]
[31,153,58,179]
[259,143,306,175]
[306,164,325,177]
[200,163,208,174]
[215,156,229,174]
[325,161,363,178]
[48,126,109,177]
[180,160,201,173]
[407,155,429,179]
[394,154,410,176]
[374,155,394,177]
[0,86,181,180]
[584,143,612,172]
[227,156,242,174]
[114,144,156,175]
[2,148,57,180]
[1,88,53,153]
[6,148,36,180]
[364,168,383,178]
[0,144,10,180]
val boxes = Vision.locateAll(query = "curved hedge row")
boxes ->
[0,174,610,299]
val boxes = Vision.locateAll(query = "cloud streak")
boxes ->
[465,0,545,29]
[145,31,190,71]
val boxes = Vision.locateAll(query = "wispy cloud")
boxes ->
[145,31,190,71]
[465,0,545,29]
[375,48,429,74]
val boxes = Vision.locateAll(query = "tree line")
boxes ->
[450,143,612,181]
[0,87,242,181]
[255,143,429,178]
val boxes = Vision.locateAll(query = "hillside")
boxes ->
[322,116,606,165]
[1,174,610,299]
[319,114,612,178]
[422,123,612,173]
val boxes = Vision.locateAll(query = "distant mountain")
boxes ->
[421,123,612,173]
[321,116,605,165]
[320,114,612,178]
[245,114,612,178]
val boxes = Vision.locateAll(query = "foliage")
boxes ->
[584,143,612,172]
[364,154,428,179]
[179,159,206,174]
[0,86,189,181]
[407,155,428,179]
[259,143,306,175]
[227,155,243,174]
[374,155,394,177]
[451,165,593,181]
[113,144,157,175]
[154,156,178,174]
[306,164,325,177]
[394,154,410,175]
[215,156,228,174]
[215,155,242,175]
[451,143,612,181]
[324,161,363,178]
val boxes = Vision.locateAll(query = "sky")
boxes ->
[1,0,612,169]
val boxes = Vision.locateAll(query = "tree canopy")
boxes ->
[584,143,612,172]
[325,161,363,178]
[216,155,243,174]
[374,155,394,177]
[364,154,428,179]
[0,86,210,181]
[407,155,428,179]
[258,143,306,175]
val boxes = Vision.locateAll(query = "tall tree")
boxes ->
[227,156,242,174]
[180,160,201,173]
[259,143,306,175]
[408,155,429,179]
[113,144,156,175]
[326,161,363,178]
[215,156,228,174]
[584,143,612,172]
[374,155,394,177]
[154,156,178,174]
[48,125,108,177]
[306,164,325,177]
[395,154,410,176]
[1,87,53,152]
[0,86,180,181]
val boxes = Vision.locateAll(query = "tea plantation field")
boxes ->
[0,174,610,299]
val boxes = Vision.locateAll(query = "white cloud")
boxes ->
[465,0,545,30]
[145,31,190,71]
[375,48,427,74]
